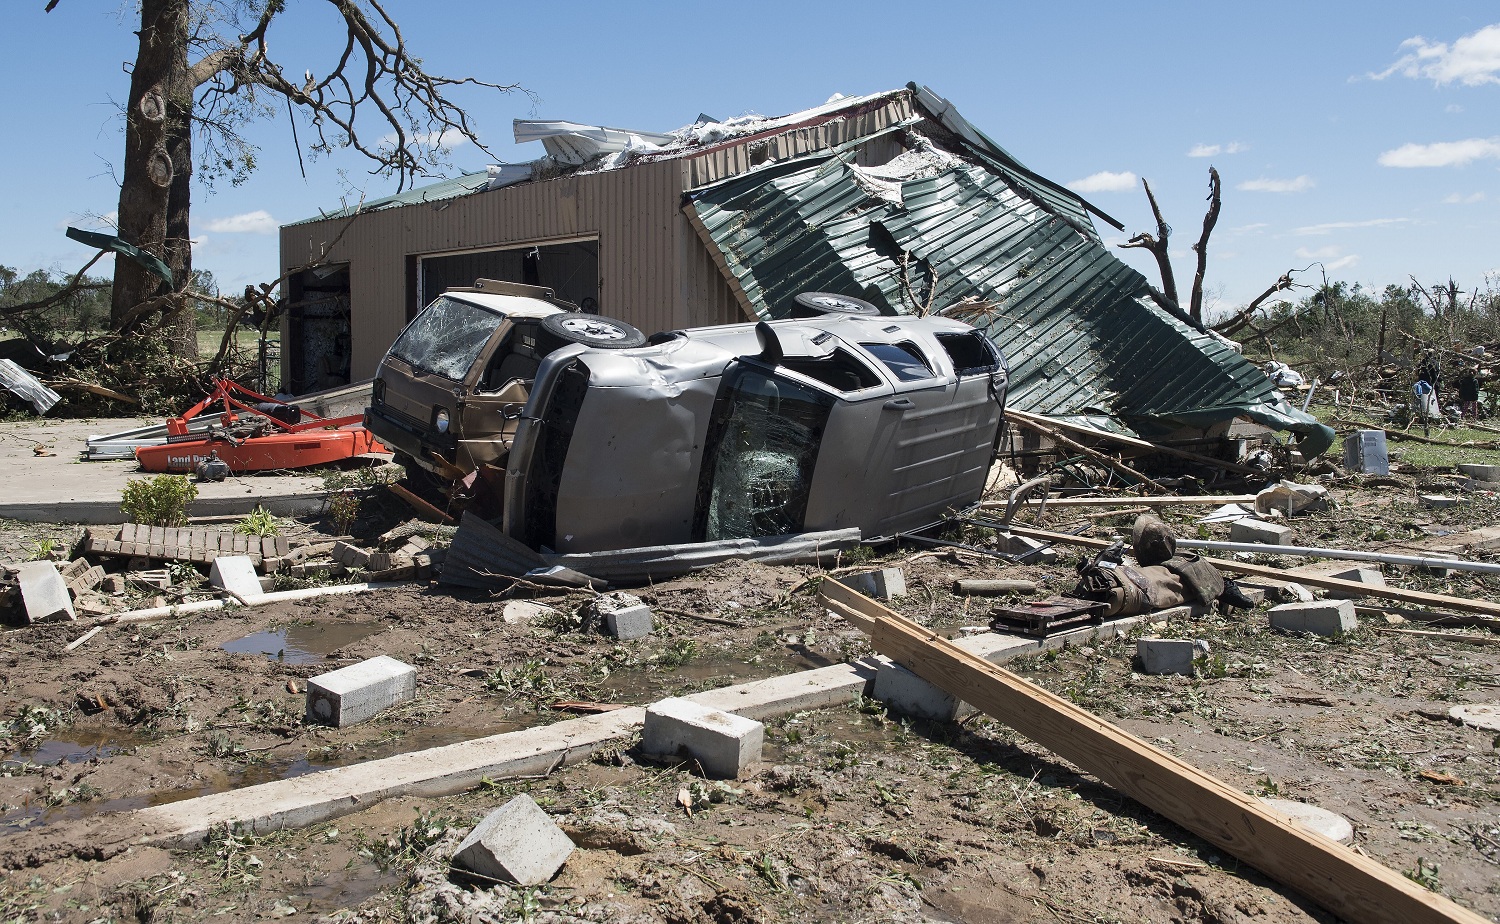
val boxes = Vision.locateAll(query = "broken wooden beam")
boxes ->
[1006,524,1500,621]
[386,483,455,525]
[980,493,1258,510]
[1005,408,1260,475]
[819,578,1489,924]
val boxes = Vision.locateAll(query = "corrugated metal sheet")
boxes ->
[686,154,1318,440]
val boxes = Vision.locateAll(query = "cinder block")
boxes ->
[1323,566,1386,600]
[100,574,126,594]
[1229,518,1293,545]
[209,555,263,600]
[873,663,973,722]
[1268,599,1357,636]
[306,655,416,727]
[66,565,106,594]
[998,533,1059,564]
[585,592,654,640]
[1459,463,1500,482]
[17,562,75,623]
[1420,494,1462,509]
[846,567,907,599]
[1136,638,1200,676]
[451,794,574,886]
[502,600,558,625]
[642,697,763,779]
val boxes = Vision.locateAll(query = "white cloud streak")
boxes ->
[1444,191,1486,204]
[1236,175,1314,193]
[1370,23,1500,87]
[205,210,278,234]
[1378,137,1500,167]
[1292,218,1408,236]
[1065,170,1137,193]
[1187,142,1247,158]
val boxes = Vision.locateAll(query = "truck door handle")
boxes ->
[884,398,914,411]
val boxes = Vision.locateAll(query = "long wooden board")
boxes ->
[1005,407,1260,475]
[980,494,1258,509]
[1006,524,1500,621]
[819,579,1489,924]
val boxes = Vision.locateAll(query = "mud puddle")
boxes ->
[221,621,386,664]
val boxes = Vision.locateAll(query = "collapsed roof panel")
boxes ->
[686,137,1332,452]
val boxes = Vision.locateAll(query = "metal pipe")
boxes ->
[1174,539,1500,576]
[53,581,407,630]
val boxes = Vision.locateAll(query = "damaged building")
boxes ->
[279,83,1329,453]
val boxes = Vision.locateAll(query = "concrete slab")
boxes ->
[1229,518,1294,545]
[1261,798,1353,844]
[17,561,75,623]
[1448,702,1500,732]
[0,417,334,523]
[209,556,262,600]
[1268,600,1357,636]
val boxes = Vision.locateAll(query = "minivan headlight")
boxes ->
[434,408,450,433]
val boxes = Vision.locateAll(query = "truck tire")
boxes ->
[540,313,647,349]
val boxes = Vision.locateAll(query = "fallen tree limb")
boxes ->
[1332,417,1500,449]
[819,579,1489,924]
[1006,408,1258,475]
[1005,524,1500,621]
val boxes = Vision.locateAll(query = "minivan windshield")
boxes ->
[388,296,504,380]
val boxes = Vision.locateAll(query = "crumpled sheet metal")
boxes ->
[0,359,60,414]
[440,511,860,589]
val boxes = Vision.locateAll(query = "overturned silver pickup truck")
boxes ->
[366,282,1008,555]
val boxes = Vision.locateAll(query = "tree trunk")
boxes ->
[110,0,189,347]
[162,9,197,360]
[1188,167,1221,324]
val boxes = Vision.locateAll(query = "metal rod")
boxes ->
[1175,538,1500,576]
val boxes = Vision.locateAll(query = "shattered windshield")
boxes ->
[699,365,833,541]
[387,297,504,381]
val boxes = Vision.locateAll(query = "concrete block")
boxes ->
[1323,566,1385,600]
[1343,430,1389,476]
[66,565,106,594]
[1136,638,1201,676]
[845,567,907,599]
[451,794,575,886]
[1458,463,1500,482]
[58,558,91,582]
[1268,599,1356,636]
[873,663,973,721]
[998,533,1059,564]
[502,600,559,626]
[642,696,763,779]
[17,561,75,623]
[258,576,275,593]
[1229,518,1293,545]
[100,574,126,594]
[209,555,263,600]
[306,655,417,727]
[1420,494,1462,509]
[1261,798,1353,844]
[585,592,654,640]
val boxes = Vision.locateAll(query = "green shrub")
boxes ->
[120,474,198,526]
[234,506,280,537]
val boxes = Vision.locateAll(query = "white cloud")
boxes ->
[1229,222,1269,234]
[1187,142,1247,158]
[1325,255,1361,272]
[1066,170,1137,193]
[1237,175,1315,193]
[1444,191,1487,204]
[1295,245,1343,261]
[379,128,470,150]
[205,210,278,234]
[1378,137,1500,167]
[1446,103,1465,114]
[1370,23,1500,87]
[1292,217,1408,236]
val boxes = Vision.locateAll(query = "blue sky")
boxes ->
[3,2,1497,317]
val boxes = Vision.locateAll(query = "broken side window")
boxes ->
[777,349,881,392]
[935,331,1000,376]
[388,296,504,381]
[697,365,834,541]
[860,341,934,381]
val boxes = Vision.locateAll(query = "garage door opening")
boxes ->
[418,240,599,313]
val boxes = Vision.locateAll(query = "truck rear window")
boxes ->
[388,296,503,381]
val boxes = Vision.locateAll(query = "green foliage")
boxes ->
[1404,857,1441,891]
[1,703,72,749]
[120,474,198,527]
[25,538,60,561]
[234,505,281,537]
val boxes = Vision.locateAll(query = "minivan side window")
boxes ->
[388,296,504,381]
[696,365,835,541]
[860,341,934,381]
[935,331,1000,376]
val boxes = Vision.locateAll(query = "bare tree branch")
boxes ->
[1188,166,1221,323]
[1214,267,1311,336]
[1118,177,1179,310]
[0,252,109,320]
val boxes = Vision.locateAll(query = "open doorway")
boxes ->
[284,263,351,395]
[418,239,599,313]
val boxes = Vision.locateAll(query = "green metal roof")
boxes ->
[286,171,493,226]
[686,148,1332,451]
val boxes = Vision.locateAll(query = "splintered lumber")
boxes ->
[818,579,1489,924]
[1375,627,1500,647]
[1005,413,1164,492]
[1005,408,1259,475]
[386,483,455,525]
[1006,524,1500,622]
[979,494,1257,509]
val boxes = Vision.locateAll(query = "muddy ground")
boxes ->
[1,472,1498,923]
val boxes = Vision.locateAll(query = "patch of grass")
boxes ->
[233,505,282,537]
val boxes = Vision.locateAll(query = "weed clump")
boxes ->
[120,474,197,526]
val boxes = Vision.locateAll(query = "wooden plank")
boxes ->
[387,483,456,525]
[1007,525,1500,621]
[1374,627,1500,647]
[819,579,1489,924]
[1006,408,1260,475]
[980,494,1258,510]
